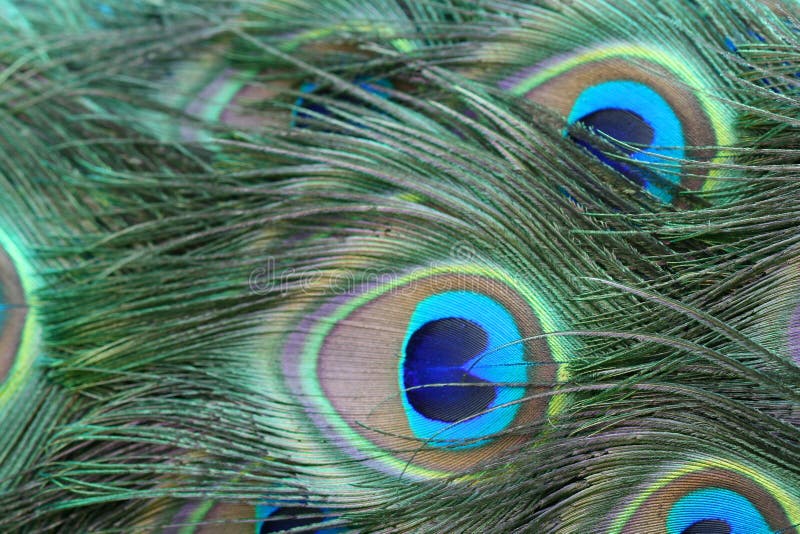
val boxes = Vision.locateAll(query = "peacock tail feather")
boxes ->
[0,0,798,533]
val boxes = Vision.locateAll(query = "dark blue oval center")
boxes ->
[403,317,496,423]
[572,108,655,188]
[577,108,655,149]
[258,506,337,534]
[293,79,391,127]
[681,519,732,534]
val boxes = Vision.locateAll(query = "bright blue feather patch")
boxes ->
[255,505,343,533]
[666,488,773,534]
[567,80,685,203]
[399,291,526,447]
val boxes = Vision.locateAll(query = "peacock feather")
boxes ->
[0,0,798,533]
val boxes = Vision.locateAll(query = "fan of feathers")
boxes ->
[0,0,799,532]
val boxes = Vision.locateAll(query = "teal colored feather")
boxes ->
[0,1,799,533]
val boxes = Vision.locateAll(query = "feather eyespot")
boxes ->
[291,78,392,129]
[172,57,392,139]
[400,291,529,446]
[608,459,800,534]
[256,504,341,533]
[281,265,569,478]
[149,500,339,533]
[502,43,735,203]
[0,232,37,406]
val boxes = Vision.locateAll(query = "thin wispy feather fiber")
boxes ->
[0,0,798,533]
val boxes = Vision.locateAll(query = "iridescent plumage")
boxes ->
[1,1,799,533]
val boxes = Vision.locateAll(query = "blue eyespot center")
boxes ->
[572,108,658,193]
[256,505,340,534]
[681,519,732,534]
[577,108,655,148]
[404,318,495,423]
[399,291,528,447]
[292,79,392,127]
[567,80,685,203]
[666,488,772,534]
